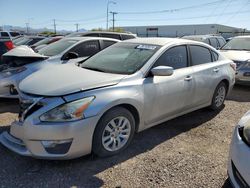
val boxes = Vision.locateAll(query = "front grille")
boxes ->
[231,161,250,188]
[18,99,43,121]
[234,61,246,70]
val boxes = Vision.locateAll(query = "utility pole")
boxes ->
[25,22,29,34]
[53,19,57,34]
[110,11,117,32]
[106,1,116,31]
[75,23,79,32]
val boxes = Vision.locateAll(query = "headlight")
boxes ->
[240,111,250,145]
[243,122,250,145]
[1,66,26,78]
[40,97,95,122]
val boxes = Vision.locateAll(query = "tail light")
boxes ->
[4,41,14,50]
[230,62,237,71]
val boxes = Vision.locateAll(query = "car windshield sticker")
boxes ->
[136,45,157,50]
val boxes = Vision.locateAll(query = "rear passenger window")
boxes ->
[154,46,188,69]
[121,34,135,40]
[71,40,100,57]
[102,40,116,49]
[84,33,100,37]
[212,51,219,61]
[209,38,218,48]
[217,38,225,47]
[190,45,212,65]
[100,33,121,40]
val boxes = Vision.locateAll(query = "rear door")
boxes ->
[143,45,195,125]
[189,45,221,106]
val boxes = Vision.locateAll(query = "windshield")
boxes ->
[221,38,250,50]
[38,39,78,56]
[32,38,51,47]
[81,42,160,74]
[15,37,31,46]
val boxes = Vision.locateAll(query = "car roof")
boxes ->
[183,35,223,38]
[122,37,199,46]
[63,36,120,42]
[70,31,135,36]
[234,35,250,39]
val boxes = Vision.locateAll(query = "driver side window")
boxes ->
[153,46,188,69]
[70,40,100,57]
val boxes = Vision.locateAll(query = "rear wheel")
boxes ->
[92,107,135,157]
[210,82,227,111]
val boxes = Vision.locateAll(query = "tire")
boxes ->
[92,107,135,157]
[210,82,227,111]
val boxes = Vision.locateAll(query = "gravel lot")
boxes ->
[0,85,249,188]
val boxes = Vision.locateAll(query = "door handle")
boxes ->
[184,75,193,81]
[213,68,220,72]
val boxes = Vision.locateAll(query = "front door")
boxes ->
[143,45,195,126]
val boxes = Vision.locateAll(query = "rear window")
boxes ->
[1,32,9,37]
[10,32,20,37]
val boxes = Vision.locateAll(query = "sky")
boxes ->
[0,0,250,31]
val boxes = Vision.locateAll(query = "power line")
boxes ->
[116,0,228,14]
[116,9,250,22]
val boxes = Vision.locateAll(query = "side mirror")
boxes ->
[63,52,79,60]
[151,66,174,76]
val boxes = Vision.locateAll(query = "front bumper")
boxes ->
[228,126,250,188]
[236,70,250,85]
[0,116,99,160]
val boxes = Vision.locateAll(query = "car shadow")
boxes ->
[221,178,233,188]
[0,107,221,187]
[0,98,19,113]
[227,85,250,102]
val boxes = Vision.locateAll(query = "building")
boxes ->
[121,24,249,39]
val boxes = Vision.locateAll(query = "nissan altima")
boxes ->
[0,38,236,159]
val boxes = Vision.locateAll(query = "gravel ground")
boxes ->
[0,85,249,188]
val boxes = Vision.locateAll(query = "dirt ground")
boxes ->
[0,85,249,188]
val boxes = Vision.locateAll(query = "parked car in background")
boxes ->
[0,37,119,98]
[182,35,226,49]
[14,36,46,46]
[220,36,250,85]
[0,31,21,39]
[228,110,250,188]
[0,38,235,159]
[30,36,64,51]
[0,39,14,64]
[66,31,136,40]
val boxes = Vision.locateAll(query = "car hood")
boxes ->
[219,50,250,61]
[19,64,126,96]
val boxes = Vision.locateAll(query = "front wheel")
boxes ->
[210,82,227,111]
[92,107,135,157]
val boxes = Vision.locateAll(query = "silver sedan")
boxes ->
[0,38,235,159]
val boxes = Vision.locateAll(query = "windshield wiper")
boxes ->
[82,66,106,72]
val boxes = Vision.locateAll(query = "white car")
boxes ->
[0,37,119,98]
[228,110,250,187]
[220,36,250,84]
